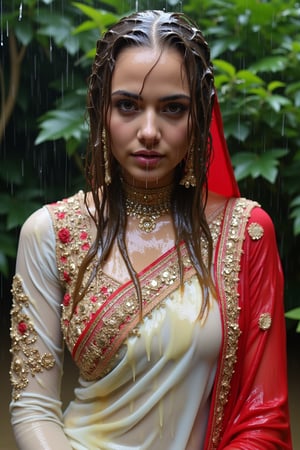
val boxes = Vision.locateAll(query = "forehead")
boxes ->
[111,46,189,94]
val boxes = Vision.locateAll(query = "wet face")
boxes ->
[108,46,190,188]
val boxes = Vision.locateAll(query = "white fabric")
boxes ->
[10,206,222,450]
[64,281,222,449]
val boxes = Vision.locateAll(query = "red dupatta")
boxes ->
[205,97,291,449]
[208,96,240,198]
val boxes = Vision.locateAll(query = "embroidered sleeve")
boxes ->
[10,207,66,415]
[9,206,77,449]
[10,275,56,401]
[214,205,292,448]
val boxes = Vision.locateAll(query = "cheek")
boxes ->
[109,121,123,151]
[169,122,189,147]
[109,115,132,147]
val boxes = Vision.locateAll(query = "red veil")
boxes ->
[208,97,240,198]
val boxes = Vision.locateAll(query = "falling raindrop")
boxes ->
[18,3,23,21]
[0,0,3,46]
[281,114,285,136]
[49,37,53,63]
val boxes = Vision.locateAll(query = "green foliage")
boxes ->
[1,0,300,329]
[285,308,300,333]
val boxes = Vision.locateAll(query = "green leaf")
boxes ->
[73,20,97,34]
[224,121,250,142]
[249,56,288,73]
[265,95,291,112]
[213,59,236,77]
[285,307,300,320]
[268,81,286,92]
[236,70,264,87]
[37,12,74,47]
[15,20,34,45]
[290,196,300,207]
[290,207,300,235]
[232,149,288,183]
[73,3,117,29]
[35,109,87,144]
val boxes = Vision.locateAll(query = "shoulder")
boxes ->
[227,197,275,230]
[46,190,86,217]
[228,199,280,270]
[20,191,86,243]
[241,199,277,245]
[20,206,53,243]
[222,197,279,253]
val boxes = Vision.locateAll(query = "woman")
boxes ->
[9,10,291,449]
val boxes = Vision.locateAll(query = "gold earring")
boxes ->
[102,129,111,185]
[179,147,196,188]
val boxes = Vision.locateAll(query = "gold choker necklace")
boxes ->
[123,182,173,232]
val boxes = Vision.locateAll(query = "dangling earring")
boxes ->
[180,147,196,188]
[102,129,111,185]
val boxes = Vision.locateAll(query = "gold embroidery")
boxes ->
[76,247,195,380]
[48,192,223,381]
[10,276,56,401]
[258,312,272,330]
[248,222,264,240]
[209,198,259,449]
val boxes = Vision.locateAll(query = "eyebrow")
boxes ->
[111,90,190,102]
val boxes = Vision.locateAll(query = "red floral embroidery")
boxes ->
[60,255,67,264]
[63,293,71,306]
[18,321,27,334]
[90,295,97,303]
[56,212,66,220]
[100,286,109,295]
[58,228,71,244]
[80,231,88,240]
[81,242,90,251]
[63,271,71,283]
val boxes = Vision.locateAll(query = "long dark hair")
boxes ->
[73,10,216,318]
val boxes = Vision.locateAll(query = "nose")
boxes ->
[137,108,161,147]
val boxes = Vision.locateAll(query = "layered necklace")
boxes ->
[123,181,173,233]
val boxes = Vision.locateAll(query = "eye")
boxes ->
[115,99,139,113]
[163,102,189,115]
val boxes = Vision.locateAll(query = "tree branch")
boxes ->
[0,33,26,143]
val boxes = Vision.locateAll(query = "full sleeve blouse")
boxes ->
[10,206,73,449]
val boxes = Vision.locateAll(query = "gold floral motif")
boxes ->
[209,198,259,449]
[10,275,56,401]
[258,312,272,330]
[48,192,223,380]
[247,222,264,240]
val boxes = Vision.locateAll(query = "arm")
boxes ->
[10,207,73,450]
[221,207,292,449]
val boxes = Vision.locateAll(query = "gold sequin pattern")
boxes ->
[247,222,264,240]
[10,276,56,401]
[209,198,259,449]
[258,312,272,330]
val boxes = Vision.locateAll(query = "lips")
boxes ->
[132,150,163,168]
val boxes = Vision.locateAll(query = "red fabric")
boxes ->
[205,205,292,449]
[208,97,240,198]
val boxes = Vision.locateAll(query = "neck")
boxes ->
[122,181,174,232]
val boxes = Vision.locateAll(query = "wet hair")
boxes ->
[74,10,216,318]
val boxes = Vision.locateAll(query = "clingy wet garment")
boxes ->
[9,192,292,449]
